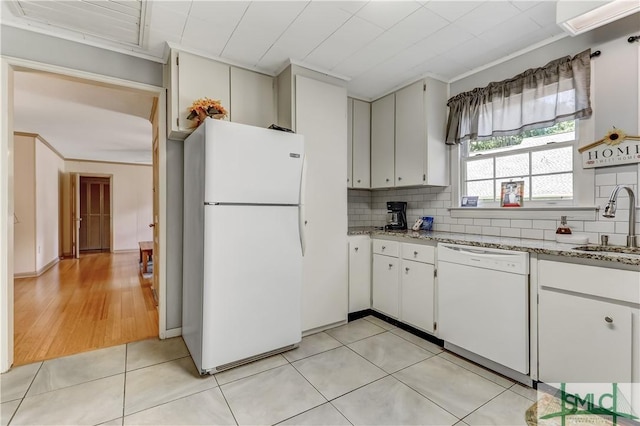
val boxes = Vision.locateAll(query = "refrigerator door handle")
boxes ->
[299,156,307,256]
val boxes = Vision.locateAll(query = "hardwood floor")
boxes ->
[13,252,158,366]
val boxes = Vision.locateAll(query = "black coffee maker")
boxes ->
[385,201,407,230]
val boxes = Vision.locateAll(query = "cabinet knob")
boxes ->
[405,267,410,273]
[386,178,390,182]
[381,246,386,250]
[347,178,350,182]
[605,316,614,323]
[354,247,359,252]
[398,177,402,181]
[414,251,418,257]
[357,179,361,183]
[388,264,393,269]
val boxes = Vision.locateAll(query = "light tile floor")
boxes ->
[1,316,541,426]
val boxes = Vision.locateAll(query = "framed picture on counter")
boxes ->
[500,181,524,207]
[461,196,478,207]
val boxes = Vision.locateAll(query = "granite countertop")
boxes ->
[348,227,640,267]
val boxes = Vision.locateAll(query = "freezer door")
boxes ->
[201,204,302,370]
[203,120,304,205]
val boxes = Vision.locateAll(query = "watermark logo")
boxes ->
[538,383,638,425]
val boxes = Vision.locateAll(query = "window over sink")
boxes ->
[461,121,576,205]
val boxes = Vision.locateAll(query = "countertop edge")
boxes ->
[347,228,640,267]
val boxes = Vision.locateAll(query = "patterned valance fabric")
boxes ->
[445,49,592,145]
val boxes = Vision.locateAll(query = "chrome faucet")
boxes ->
[603,185,637,247]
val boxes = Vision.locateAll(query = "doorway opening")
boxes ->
[2,60,168,371]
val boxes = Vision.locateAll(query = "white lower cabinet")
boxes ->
[537,260,640,415]
[401,259,435,333]
[371,239,435,332]
[348,236,371,313]
[539,289,633,384]
[372,254,400,318]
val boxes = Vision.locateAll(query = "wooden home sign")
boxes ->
[579,129,640,169]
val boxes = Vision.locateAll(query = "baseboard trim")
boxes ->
[349,309,445,348]
[302,319,348,337]
[14,257,60,278]
[161,328,182,339]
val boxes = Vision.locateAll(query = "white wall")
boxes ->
[65,160,153,251]
[13,134,35,275]
[35,139,64,270]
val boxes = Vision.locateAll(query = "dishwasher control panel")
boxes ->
[437,243,529,275]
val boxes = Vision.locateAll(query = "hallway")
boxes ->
[13,252,158,366]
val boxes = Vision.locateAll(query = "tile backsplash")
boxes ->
[348,166,640,245]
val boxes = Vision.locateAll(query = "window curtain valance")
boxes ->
[445,49,592,145]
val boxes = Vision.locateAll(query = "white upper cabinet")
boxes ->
[167,50,230,139]
[347,98,353,186]
[165,49,276,140]
[348,98,371,189]
[395,81,425,186]
[230,67,275,128]
[370,78,449,188]
[371,93,395,188]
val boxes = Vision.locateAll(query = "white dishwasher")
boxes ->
[437,243,530,382]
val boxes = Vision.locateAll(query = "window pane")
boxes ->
[532,147,572,175]
[465,158,493,180]
[531,174,573,199]
[496,154,529,178]
[467,180,494,200]
[496,178,530,200]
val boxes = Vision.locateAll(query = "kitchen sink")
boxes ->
[572,245,640,255]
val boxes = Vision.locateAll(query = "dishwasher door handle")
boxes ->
[445,246,520,258]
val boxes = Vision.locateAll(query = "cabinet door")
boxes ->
[296,76,348,332]
[348,236,371,313]
[230,67,275,128]
[352,99,371,188]
[371,94,395,188]
[539,289,633,384]
[372,254,399,318]
[177,51,230,131]
[400,259,434,333]
[347,98,353,187]
[395,80,425,187]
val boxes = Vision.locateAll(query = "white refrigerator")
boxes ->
[182,118,305,374]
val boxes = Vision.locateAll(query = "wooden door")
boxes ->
[151,97,160,303]
[70,173,80,258]
[79,177,110,251]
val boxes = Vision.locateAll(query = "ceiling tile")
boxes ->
[453,1,521,36]
[414,54,471,81]
[305,16,384,70]
[221,1,309,65]
[478,14,541,46]
[332,1,368,14]
[150,1,193,16]
[182,13,240,57]
[524,1,559,27]
[356,1,422,29]
[509,1,540,12]
[380,7,450,49]
[330,30,401,77]
[148,2,188,38]
[258,1,352,66]
[188,1,249,22]
[145,28,182,57]
[440,36,493,66]
[419,23,476,56]
[424,1,484,22]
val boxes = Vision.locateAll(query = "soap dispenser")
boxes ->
[556,216,572,235]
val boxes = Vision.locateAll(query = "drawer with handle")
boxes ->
[373,240,399,257]
[401,242,435,264]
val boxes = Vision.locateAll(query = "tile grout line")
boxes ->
[5,360,45,425]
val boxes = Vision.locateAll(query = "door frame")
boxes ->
[0,56,169,372]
